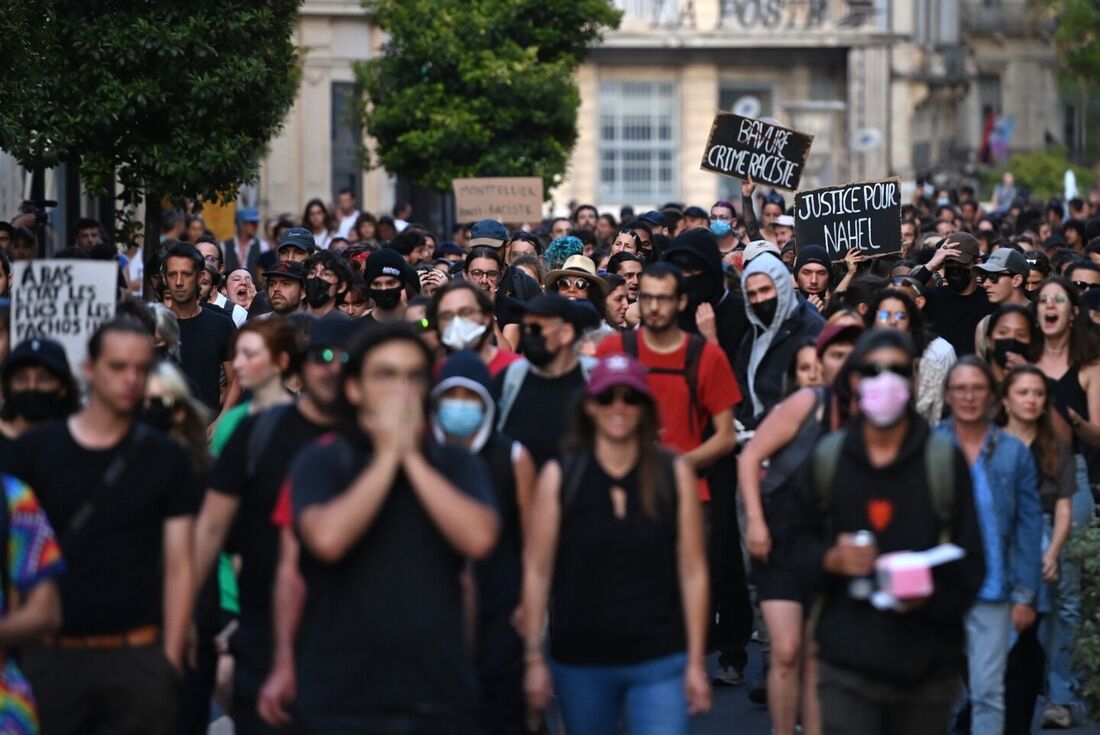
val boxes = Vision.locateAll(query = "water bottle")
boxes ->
[848,530,876,600]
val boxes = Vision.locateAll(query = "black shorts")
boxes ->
[750,490,806,604]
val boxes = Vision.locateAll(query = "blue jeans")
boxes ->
[550,652,688,735]
[965,601,1012,734]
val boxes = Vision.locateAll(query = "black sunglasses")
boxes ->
[1073,280,1100,293]
[856,362,913,379]
[975,271,1009,284]
[594,386,646,406]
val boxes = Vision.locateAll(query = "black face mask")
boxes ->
[684,273,715,307]
[138,398,175,433]
[369,287,402,311]
[520,331,556,368]
[304,277,333,308]
[751,297,779,327]
[991,338,1030,368]
[4,389,66,423]
[945,267,972,292]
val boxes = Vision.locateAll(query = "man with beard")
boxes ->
[196,315,352,735]
[909,233,993,356]
[362,248,419,325]
[263,260,306,317]
[430,281,520,376]
[302,250,352,319]
[163,241,239,419]
[0,337,80,469]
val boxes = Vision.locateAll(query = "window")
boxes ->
[331,82,361,203]
[598,81,678,204]
[717,85,774,199]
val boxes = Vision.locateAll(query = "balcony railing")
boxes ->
[959,0,1046,34]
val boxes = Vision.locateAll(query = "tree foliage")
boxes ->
[1042,0,1100,85]
[0,0,301,211]
[357,0,621,193]
[986,147,1095,201]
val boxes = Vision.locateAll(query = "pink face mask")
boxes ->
[858,371,911,427]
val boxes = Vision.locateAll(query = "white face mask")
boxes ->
[441,316,488,352]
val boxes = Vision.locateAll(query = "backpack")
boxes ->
[496,356,597,432]
[811,430,956,545]
[621,330,706,424]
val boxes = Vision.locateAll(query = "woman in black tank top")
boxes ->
[522,354,710,734]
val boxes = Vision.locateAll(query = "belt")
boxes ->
[45,624,160,650]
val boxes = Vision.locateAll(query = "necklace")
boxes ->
[1044,345,1068,355]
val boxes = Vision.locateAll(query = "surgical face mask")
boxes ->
[441,316,487,352]
[437,398,485,438]
[937,197,951,207]
[944,267,972,292]
[709,219,732,238]
[991,338,1029,368]
[520,330,556,367]
[858,371,911,428]
[369,287,402,311]
[304,277,333,308]
[5,389,66,423]
[750,296,779,327]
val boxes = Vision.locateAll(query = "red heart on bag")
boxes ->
[867,499,894,533]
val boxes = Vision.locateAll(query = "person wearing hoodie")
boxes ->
[662,228,754,687]
[431,351,536,734]
[362,247,420,324]
[735,252,826,430]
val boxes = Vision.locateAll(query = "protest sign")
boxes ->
[699,112,814,190]
[453,177,544,223]
[795,178,902,261]
[11,260,118,370]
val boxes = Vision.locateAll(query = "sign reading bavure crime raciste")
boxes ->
[795,178,902,261]
[453,177,544,223]
[699,112,814,191]
[11,260,118,371]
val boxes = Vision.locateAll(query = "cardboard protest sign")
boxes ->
[453,177,544,223]
[795,178,902,261]
[11,260,118,370]
[699,112,814,191]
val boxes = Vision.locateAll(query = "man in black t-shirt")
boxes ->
[164,240,239,418]
[195,315,352,735]
[262,323,498,734]
[910,232,993,356]
[13,318,200,735]
[495,294,592,469]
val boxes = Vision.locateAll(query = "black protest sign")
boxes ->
[699,112,814,191]
[795,179,902,261]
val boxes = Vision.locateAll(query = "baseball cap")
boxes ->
[277,227,315,253]
[1043,234,1068,249]
[975,248,1028,278]
[235,207,260,224]
[815,323,864,357]
[511,293,576,321]
[265,259,305,284]
[683,206,707,219]
[941,232,980,266]
[585,354,652,399]
[639,210,667,228]
[768,214,796,230]
[468,219,509,248]
[743,240,781,263]
[3,337,72,384]
[1024,250,1051,274]
[308,313,357,350]
[433,241,465,259]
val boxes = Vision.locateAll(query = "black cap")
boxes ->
[639,210,667,228]
[277,227,315,253]
[1043,234,1068,249]
[265,259,305,284]
[308,313,357,350]
[3,337,71,384]
[1024,250,1050,274]
[683,206,707,219]
[511,293,575,321]
[364,248,417,290]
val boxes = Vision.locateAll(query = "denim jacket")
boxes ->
[935,420,1042,605]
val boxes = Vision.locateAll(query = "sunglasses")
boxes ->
[875,310,908,322]
[1073,281,1100,292]
[310,348,349,365]
[557,277,590,291]
[975,271,1009,284]
[593,386,647,406]
[856,362,913,379]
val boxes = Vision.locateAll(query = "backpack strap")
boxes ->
[496,359,531,432]
[558,451,590,514]
[246,404,292,480]
[812,430,847,539]
[924,433,956,545]
[621,329,639,357]
[683,333,706,424]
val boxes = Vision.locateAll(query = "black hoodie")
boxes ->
[662,229,749,378]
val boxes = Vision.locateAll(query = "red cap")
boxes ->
[585,353,652,398]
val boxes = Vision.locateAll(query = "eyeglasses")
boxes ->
[856,363,913,379]
[638,292,678,305]
[1073,281,1100,292]
[310,348,349,365]
[875,310,908,323]
[557,277,590,291]
[710,214,733,222]
[1038,293,1068,305]
[948,384,990,397]
[975,271,1008,284]
[438,307,481,322]
[203,255,221,263]
[593,386,646,406]
[468,269,501,281]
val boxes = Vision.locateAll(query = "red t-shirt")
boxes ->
[487,348,522,377]
[597,331,741,501]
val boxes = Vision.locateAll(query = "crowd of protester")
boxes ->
[0,175,1096,735]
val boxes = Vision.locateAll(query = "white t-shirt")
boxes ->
[337,211,360,239]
